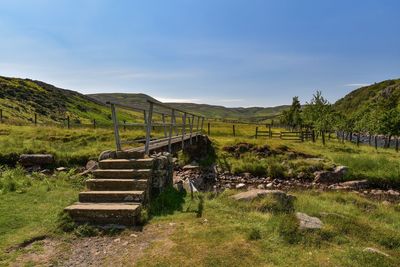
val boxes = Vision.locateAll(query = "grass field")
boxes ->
[0,122,399,265]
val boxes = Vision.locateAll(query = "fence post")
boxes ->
[356,133,360,147]
[67,116,70,129]
[312,130,315,143]
[207,122,210,135]
[93,119,96,129]
[168,109,175,153]
[123,120,126,131]
[145,102,154,155]
[269,124,272,138]
[232,124,236,137]
[181,113,187,150]
[34,113,37,125]
[396,138,399,152]
[322,130,326,145]
[0,109,2,123]
[110,104,122,151]
[300,131,304,142]
[255,127,258,139]
[374,135,378,150]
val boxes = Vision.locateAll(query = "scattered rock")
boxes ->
[296,212,323,230]
[266,182,274,188]
[40,169,51,175]
[182,163,199,170]
[339,179,369,190]
[236,183,246,189]
[56,167,68,172]
[86,160,98,171]
[257,184,265,189]
[113,238,120,243]
[19,154,54,167]
[363,247,390,257]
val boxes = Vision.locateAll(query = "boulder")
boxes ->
[232,189,293,202]
[56,167,68,172]
[296,212,323,230]
[19,154,54,167]
[98,150,116,161]
[314,166,348,184]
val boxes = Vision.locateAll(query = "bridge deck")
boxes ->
[125,133,202,155]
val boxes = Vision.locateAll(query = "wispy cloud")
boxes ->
[344,83,370,87]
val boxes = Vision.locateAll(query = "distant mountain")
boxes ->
[334,79,400,115]
[88,93,289,122]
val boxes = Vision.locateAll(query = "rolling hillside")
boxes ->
[0,76,138,125]
[88,93,289,122]
[334,79,400,115]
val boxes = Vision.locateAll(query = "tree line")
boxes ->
[280,91,400,148]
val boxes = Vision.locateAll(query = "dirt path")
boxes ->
[11,223,176,267]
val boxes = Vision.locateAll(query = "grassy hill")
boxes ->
[88,93,289,122]
[334,79,400,115]
[0,76,140,125]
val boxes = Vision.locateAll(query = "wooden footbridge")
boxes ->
[65,100,206,226]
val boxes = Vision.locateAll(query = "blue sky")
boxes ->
[1,0,400,107]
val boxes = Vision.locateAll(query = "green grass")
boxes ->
[135,190,400,267]
[0,167,82,265]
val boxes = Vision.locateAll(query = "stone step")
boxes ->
[79,190,145,203]
[93,169,152,179]
[86,179,148,191]
[99,158,154,169]
[64,202,141,226]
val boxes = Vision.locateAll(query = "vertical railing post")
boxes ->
[189,114,194,145]
[255,127,258,139]
[207,122,210,135]
[110,104,122,151]
[143,110,147,132]
[34,113,37,125]
[201,117,204,134]
[196,116,200,142]
[145,102,154,156]
[123,120,126,131]
[162,113,167,138]
[232,124,236,137]
[93,119,96,129]
[269,124,272,138]
[0,109,2,123]
[168,109,175,153]
[67,116,70,129]
[181,113,187,150]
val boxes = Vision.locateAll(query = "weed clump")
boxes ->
[247,228,262,241]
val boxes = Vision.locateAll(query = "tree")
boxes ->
[281,96,302,130]
[303,91,334,145]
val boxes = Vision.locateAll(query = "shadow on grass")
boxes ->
[149,186,186,217]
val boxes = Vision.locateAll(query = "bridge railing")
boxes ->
[108,100,205,155]
[144,100,205,155]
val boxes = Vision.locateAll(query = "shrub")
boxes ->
[268,163,286,178]
[248,228,262,241]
